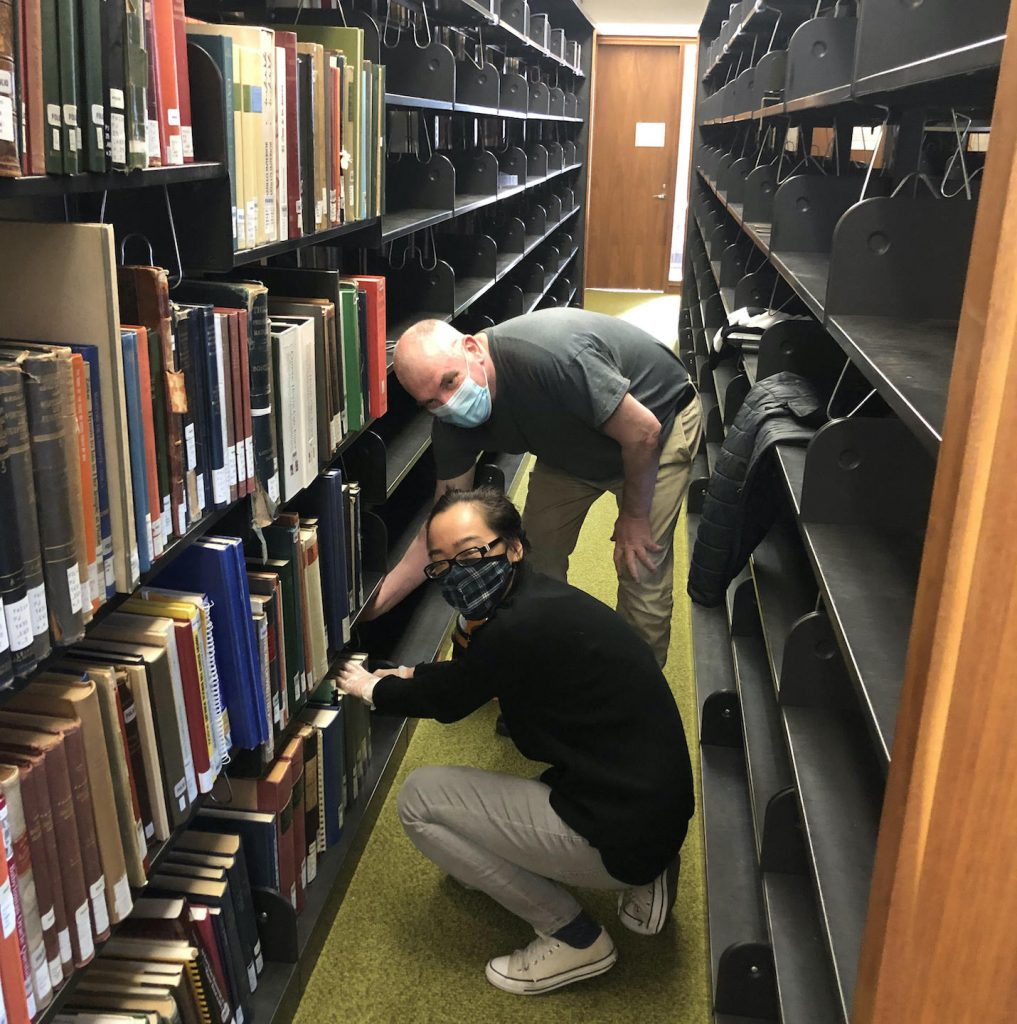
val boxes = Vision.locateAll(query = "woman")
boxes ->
[337,487,694,995]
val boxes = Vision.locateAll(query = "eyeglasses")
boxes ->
[424,537,504,580]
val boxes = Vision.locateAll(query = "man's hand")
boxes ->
[612,514,662,582]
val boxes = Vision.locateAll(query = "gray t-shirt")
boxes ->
[431,308,694,483]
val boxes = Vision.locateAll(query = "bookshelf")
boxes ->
[681,1,1007,1022]
[0,2,591,1022]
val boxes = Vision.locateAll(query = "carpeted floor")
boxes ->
[293,291,710,1024]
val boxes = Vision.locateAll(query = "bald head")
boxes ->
[393,320,463,391]
[394,320,495,411]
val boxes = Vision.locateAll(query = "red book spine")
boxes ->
[20,0,44,174]
[150,0,182,166]
[172,621,213,793]
[188,911,233,1023]
[277,32,300,238]
[169,0,191,162]
[133,326,164,560]
[280,740,305,914]
[352,277,388,419]
[0,794,32,1024]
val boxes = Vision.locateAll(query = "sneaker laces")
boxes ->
[620,881,655,921]
[510,933,562,972]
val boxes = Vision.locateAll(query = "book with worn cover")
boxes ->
[0,725,94,969]
[0,794,32,1023]
[119,265,187,541]
[349,275,387,420]
[20,0,45,174]
[0,708,109,945]
[101,0,127,170]
[0,764,52,1010]
[123,0,147,168]
[54,0,80,173]
[13,673,133,925]
[0,349,84,645]
[278,733,307,907]
[0,0,21,176]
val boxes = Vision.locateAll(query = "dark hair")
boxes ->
[426,486,531,553]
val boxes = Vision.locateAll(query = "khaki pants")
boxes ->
[522,395,703,666]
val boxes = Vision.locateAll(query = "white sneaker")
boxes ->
[485,928,617,995]
[617,855,680,935]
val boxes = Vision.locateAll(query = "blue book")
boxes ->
[153,536,269,748]
[120,329,152,572]
[309,469,350,652]
[68,344,115,598]
[192,807,279,891]
[302,703,346,847]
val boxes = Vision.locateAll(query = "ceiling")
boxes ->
[578,0,708,30]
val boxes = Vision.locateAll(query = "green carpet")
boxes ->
[293,294,710,1024]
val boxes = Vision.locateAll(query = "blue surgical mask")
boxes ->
[432,346,492,428]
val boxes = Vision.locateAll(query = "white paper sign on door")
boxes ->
[635,122,666,147]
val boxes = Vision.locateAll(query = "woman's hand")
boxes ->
[336,661,384,703]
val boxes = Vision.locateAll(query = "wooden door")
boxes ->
[586,39,684,290]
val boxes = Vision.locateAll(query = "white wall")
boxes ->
[580,0,706,34]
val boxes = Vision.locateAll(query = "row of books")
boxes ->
[0,547,374,1021]
[0,0,196,177]
[186,20,385,251]
[0,266,386,686]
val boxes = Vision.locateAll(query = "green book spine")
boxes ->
[55,0,80,172]
[338,283,362,432]
[40,0,63,172]
[376,64,385,217]
[76,0,105,170]
[123,0,147,169]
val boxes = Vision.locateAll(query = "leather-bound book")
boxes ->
[118,266,187,539]
[54,0,80,173]
[0,709,108,944]
[0,401,35,680]
[0,727,94,968]
[0,794,31,1024]
[20,0,44,174]
[75,0,104,171]
[0,351,83,645]
[0,764,52,1010]
[101,0,127,170]
[122,0,146,169]
[13,673,133,926]
[1,753,70,979]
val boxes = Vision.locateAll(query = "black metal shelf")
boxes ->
[454,191,500,216]
[384,414,434,498]
[232,217,380,266]
[781,705,881,1021]
[0,161,226,198]
[454,274,498,315]
[823,315,955,453]
[385,92,455,111]
[381,208,455,242]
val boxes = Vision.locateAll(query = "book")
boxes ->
[174,280,279,526]
[349,275,388,420]
[21,0,44,175]
[0,709,109,946]
[55,0,80,173]
[0,0,20,176]
[152,538,268,749]
[122,0,147,169]
[223,758,297,911]
[0,766,52,1010]
[0,725,94,970]
[12,674,134,925]
[119,265,186,545]
[150,0,180,165]
[170,0,190,161]
[40,0,61,173]
[0,792,32,1024]
[278,734,307,907]
[120,329,153,572]
[300,704,346,847]
[76,0,105,171]
[0,349,84,645]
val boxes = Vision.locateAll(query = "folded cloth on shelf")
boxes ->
[712,306,810,353]
[687,372,826,608]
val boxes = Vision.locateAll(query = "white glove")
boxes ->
[336,661,383,705]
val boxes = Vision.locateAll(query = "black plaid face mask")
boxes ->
[437,555,515,619]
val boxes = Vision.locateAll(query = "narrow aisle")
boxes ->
[294,294,710,1023]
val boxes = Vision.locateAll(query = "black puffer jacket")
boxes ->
[687,373,826,607]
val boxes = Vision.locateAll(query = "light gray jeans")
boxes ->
[397,764,629,934]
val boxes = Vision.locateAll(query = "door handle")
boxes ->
[653,193,667,199]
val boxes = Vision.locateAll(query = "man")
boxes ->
[366,307,702,666]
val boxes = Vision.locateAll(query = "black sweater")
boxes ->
[372,564,695,885]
